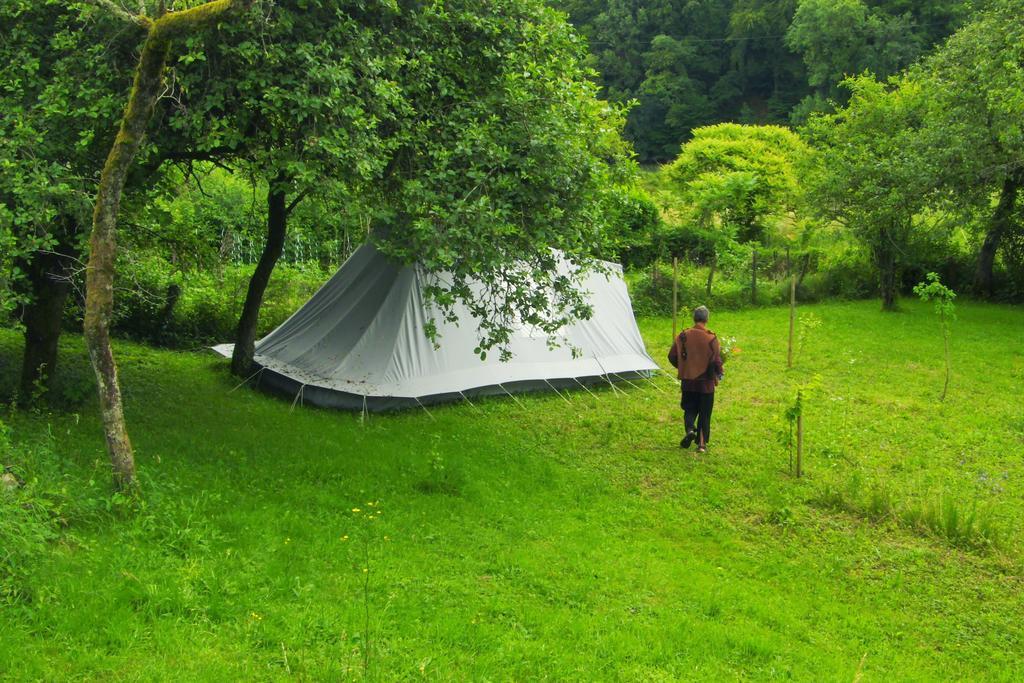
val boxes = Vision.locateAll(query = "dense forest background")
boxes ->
[554,0,968,161]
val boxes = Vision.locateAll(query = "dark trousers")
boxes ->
[681,391,715,445]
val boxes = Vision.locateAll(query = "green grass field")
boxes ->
[1,300,1022,680]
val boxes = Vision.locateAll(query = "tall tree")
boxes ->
[553,0,967,159]
[169,0,635,371]
[0,0,137,401]
[368,0,635,357]
[667,123,812,244]
[912,0,1024,297]
[803,75,936,310]
[81,0,249,491]
[159,0,408,376]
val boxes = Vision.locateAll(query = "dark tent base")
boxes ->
[246,365,658,413]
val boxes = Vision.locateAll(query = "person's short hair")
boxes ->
[693,305,710,323]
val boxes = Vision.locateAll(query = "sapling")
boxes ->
[913,273,956,401]
[782,375,821,477]
[797,312,821,356]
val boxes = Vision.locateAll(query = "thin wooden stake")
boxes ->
[796,412,803,478]
[751,248,758,305]
[941,324,951,402]
[672,256,679,339]
[788,423,794,474]
[706,250,716,298]
[787,273,796,369]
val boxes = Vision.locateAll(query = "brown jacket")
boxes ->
[668,324,723,388]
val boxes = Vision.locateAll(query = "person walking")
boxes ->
[668,305,724,453]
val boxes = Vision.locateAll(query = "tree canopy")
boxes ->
[910,0,1024,295]
[164,0,636,360]
[0,0,142,397]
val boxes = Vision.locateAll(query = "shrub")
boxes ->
[809,474,1006,552]
[627,244,833,317]
[65,255,330,348]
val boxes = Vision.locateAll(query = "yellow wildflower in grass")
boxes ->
[351,508,361,513]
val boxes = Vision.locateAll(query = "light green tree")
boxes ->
[667,123,813,244]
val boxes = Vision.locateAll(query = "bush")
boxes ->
[626,240,858,316]
[798,241,875,301]
[65,255,330,348]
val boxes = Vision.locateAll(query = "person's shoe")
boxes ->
[696,445,707,454]
[681,429,697,449]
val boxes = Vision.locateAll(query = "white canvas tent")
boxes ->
[214,243,658,411]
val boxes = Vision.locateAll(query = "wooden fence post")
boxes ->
[796,411,803,477]
[787,273,796,369]
[672,256,678,339]
[705,250,716,298]
[751,248,758,305]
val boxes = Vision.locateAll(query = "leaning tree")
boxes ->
[912,0,1024,297]
[79,0,252,491]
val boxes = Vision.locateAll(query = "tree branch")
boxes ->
[78,0,152,29]
[285,187,311,215]
[153,0,249,41]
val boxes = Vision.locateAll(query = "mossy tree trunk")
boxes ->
[82,0,243,492]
